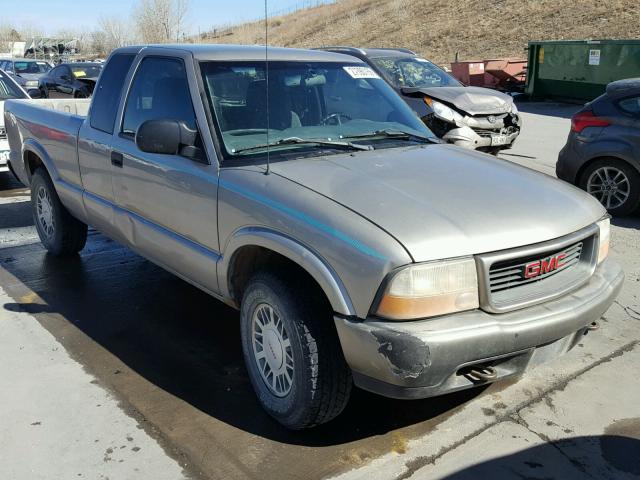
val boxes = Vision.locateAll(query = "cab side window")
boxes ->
[121,57,196,136]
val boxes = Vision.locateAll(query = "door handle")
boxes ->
[111,151,124,168]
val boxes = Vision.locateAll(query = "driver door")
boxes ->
[110,52,221,294]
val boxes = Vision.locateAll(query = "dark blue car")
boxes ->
[557,78,640,216]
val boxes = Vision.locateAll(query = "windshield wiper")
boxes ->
[342,129,439,143]
[231,136,373,155]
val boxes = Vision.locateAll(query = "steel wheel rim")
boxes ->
[251,303,294,397]
[587,166,630,210]
[36,186,55,238]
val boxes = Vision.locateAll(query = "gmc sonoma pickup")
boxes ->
[4,45,623,430]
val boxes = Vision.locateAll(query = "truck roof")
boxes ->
[317,47,417,59]
[113,44,364,63]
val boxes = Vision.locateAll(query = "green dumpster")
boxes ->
[525,39,640,102]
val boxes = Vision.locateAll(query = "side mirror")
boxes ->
[135,119,200,158]
[27,89,42,99]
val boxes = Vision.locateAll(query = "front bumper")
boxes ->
[334,258,623,399]
[443,125,520,150]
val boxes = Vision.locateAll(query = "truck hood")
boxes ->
[404,86,514,115]
[272,145,605,263]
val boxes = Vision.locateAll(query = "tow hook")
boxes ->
[461,365,498,383]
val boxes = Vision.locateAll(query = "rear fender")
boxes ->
[22,138,60,183]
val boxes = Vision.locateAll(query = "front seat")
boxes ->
[245,79,301,130]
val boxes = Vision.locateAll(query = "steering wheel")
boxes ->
[321,112,352,126]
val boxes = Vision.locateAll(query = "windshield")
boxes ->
[14,61,51,74]
[200,61,433,158]
[0,70,26,100]
[71,64,102,78]
[371,56,461,88]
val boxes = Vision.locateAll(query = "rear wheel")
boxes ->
[240,272,352,429]
[31,168,87,256]
[579,158,640,216]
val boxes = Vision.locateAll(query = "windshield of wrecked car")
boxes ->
[200,61,434,158]
[70,65,102,78]
[14,61,51,74]
[0,70,26,100]
[371,57,461,88]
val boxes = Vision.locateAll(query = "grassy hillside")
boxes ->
[203,0,640,65]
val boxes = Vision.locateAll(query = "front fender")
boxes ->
[218,226,357,316]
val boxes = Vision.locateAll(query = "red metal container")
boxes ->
[450,60,486,87]
[451,58,527,91]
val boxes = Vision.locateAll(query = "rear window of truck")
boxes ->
[90,54,135,134]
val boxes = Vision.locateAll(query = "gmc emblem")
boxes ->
[524,253,567,279]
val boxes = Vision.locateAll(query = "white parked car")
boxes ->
[0,69,30,175]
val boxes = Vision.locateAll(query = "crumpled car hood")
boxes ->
[405,86,514,115]
[272,145,605,263]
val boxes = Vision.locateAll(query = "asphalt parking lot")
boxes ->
[1,102,639,480]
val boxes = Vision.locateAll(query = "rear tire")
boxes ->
[579,158,640,216]
[31,168,87,256]
[240,272,352,429]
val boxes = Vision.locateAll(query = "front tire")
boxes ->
[31,168,87,256]
[579,158,640,216]
[240,272,352,429]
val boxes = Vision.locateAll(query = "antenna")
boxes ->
[264,0,271,175]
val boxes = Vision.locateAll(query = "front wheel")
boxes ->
[240,272,352,429]
[579,158,640,216]
[31,168,88,256]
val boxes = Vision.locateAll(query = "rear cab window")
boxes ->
[90,54,135,134]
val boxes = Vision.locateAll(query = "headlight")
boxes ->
[25,80,38,87]
[510,102,518,114]
[597,217,610,264]
[375,257,479,320]
[431,100,464,125]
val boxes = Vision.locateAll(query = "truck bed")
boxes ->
[4,98,91,188]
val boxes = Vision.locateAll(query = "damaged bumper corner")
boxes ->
[334,258,623,400]
[443,125,520,150]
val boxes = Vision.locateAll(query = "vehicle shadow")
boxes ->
[436,435,640,479]
[0,201,33,229]
[0,234,485,447]
[612,214,640,230]
[0,171,28,194]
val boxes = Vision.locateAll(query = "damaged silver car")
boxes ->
[319,47,522,153]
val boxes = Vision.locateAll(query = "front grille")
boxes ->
[489,242,583,293]
[474,128,497,138]
[476,225,599,313]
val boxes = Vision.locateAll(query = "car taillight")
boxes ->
[571,110,610,133]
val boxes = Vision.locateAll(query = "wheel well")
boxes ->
[228,245,331,310]
[576,155,639,185]
[24,150,44,182]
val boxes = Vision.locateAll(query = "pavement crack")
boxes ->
[393,340,639,480]
[614,300,640,320]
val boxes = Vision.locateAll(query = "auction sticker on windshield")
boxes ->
[343,66,380,79]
